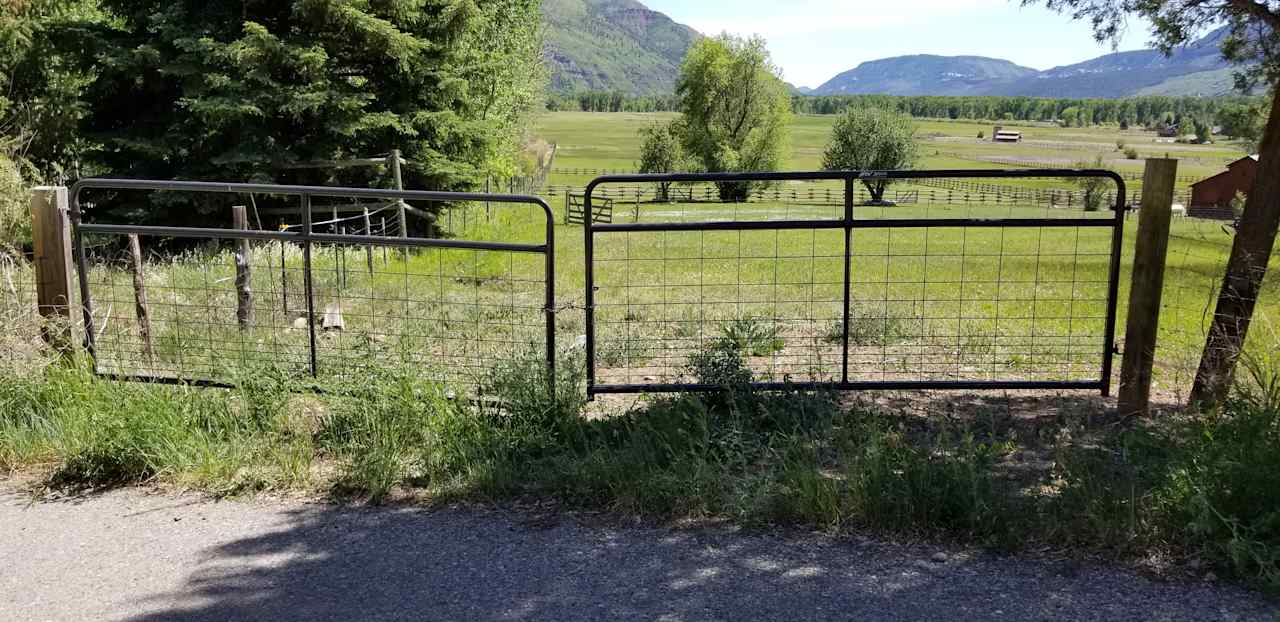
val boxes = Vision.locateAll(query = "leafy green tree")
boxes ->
[0,0,101,177]
[675,34,790,202]
[821,108,919,204]
[1218,102,1268,151]
[637,121,685,202]
[11,0,543,227]
[1075,156,1110,212]
[1193,116,1213,143]
[1028,0,1280,406]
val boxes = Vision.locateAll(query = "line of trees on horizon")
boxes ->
[549,89,1265,130]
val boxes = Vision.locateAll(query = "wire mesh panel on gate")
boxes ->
[584,170,1124,396]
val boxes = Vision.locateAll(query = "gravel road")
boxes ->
[1,487,1274,621]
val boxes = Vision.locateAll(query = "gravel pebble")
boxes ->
[1,487,1275,621]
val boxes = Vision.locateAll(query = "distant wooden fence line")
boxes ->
[539,181,1197,213]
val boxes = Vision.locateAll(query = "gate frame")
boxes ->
[583,169,1126,398]
[69,178,556,390]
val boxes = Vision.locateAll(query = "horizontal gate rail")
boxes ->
[70,179,556,392]
[583,169,1126,398]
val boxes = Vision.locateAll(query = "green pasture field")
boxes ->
[2,112,1271,402]
[536,112,1249,192]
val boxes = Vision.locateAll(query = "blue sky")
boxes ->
[641,0,1155,88]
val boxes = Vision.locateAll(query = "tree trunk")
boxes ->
[716,180,751,203]
[862,180,886,203]
[1189,87,1280,408]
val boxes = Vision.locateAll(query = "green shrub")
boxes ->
[1167,356,1280,588]
[718,316,785,356]
[845,306,914,346]
[1230,191,1248,219]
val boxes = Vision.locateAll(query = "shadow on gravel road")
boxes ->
[122,501,1273,621]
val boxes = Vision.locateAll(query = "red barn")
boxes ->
[1189,155,1258,219]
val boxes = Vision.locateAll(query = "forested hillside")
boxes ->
[542,0,699,95]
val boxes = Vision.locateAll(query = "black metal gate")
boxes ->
[70,179,556,390]
[584,170,1125,397]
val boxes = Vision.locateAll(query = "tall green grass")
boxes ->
[2,344,1279,593]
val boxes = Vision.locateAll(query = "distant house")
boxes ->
[1189,154,1257,219]
[992,126,1022,143]
[1157,123,1181,138]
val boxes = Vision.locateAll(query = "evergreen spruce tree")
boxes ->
[21,0,543,225]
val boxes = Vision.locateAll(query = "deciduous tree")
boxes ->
[1218,101,1268,150]
[675,34,790,202]
[0,0,100,177]
[637,121,685,202]
[821,107,919,204]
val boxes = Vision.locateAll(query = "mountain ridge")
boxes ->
[808,27,1235,98]
[540,1,1239,99]
[814,55,1039,96]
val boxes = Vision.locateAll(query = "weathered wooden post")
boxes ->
[388,149,407,238]
[1118,158,1178,416]
[30,187,74,353]
[232,206,253,330]
[127,234,155,362]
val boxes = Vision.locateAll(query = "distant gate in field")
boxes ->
[583,169,1126,398]
[565,191,613,225]
[69,179,556,392]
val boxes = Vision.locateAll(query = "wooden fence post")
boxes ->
[389,149,407,238]
[232,206,253,330]
[127,234,155,362]
[1118,158,1178,416]
[30,187,74,353]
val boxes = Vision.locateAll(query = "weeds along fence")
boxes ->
[0,247,43,373]
[581,170,1130,397]
[64,180,556,392]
